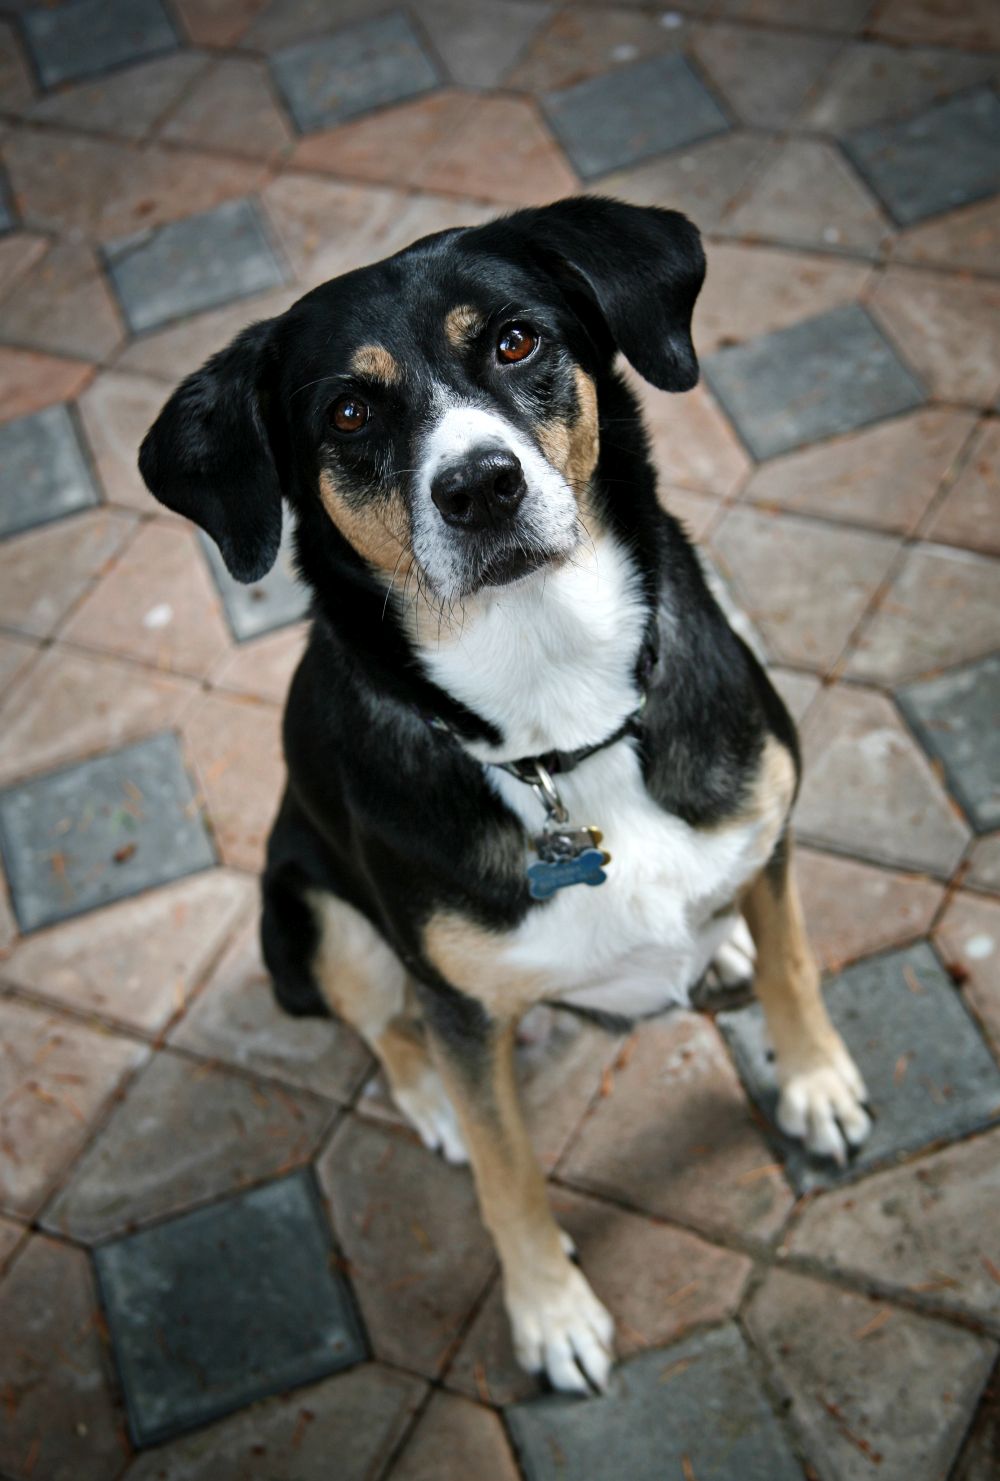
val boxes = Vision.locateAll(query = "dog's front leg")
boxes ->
[744,838,871,1165]
[426,1007,614,1393]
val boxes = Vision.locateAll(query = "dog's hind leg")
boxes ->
[743,837,871,1166]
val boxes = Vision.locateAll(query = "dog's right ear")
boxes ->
[138,319,283,583]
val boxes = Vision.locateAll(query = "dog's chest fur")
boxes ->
[414,535,781,1017]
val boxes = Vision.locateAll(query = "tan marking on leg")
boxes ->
[319,470,412,578]
[430,1020,614,1390]
[423,911,543,1019]
[706,735,796,870]
[444,303,485,348]
[349,344,401,384]
[742,839,870,1163]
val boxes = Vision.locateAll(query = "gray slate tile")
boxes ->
[704,304,925,460]
[21,0,177,89]
[270,11,440,134]
[543,52,730,181]
[105,199,286,335]
[844,86,1000,227]
[0,405,99,538]
[0,733,215,932]
[898,653,1000,833]
[719,941,1000,1193]
[95,1172,366,1446]
[507,1324,801,1481]
[198,520,309,642]
[0,169,13,234]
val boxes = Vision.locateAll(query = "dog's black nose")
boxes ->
[431,447,526,530]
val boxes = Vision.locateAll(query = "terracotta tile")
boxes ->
[846,544,1000,685]
[0,996,148,1217]
[0,231,47,299]
[114,285,297,384]
[968,833,1000,896]
[744,407,976,535]
[0,240,123,361]
[561,1012,794,1240]
[180,689,284,872]
[797,845,944,973]
[361,1011,623,1173]
[713,0,871,29]
[160,57,293,160]
[317,1116,496,1378]
[3,869,254,1033]
[870,267,1000,405]
[44,1049,333,1241]
[173,0,269,46]
[935,891,1000,1063]
[952,1365,1000,1481]
[77,369,169,513]
[0,1215,24,1272]
[0,1236,127,1481]
[602,131,776,235]
[0,346,94,423]
[891,194,1000,277]
[22,53,207,141]
[412,0,551,90]
[0,646,196,786]
[797,684,971,876]
[696,242,871,355]
[0,19,33,113]
[448,1187,752,1406]
[768,667,821,724]
[0,508,135,638]
[802,41,999,135]
[726,139,894,256]
[658,485,721,541]
[926,420,1000,557]
[172,919,373,1099]
[126,1364,424,1480]
[0,633,37,695]
[710,508,900,673]
[627,371,751,496]
[209,622,307,704]
[749,1267,996,1479]
[392,1391,520,1481]
[690,22,839,128]
[4,128,266,241]
[502,5,680,93]
[870,0,1000,49]
[61,520,233,678]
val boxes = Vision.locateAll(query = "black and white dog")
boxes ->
[140,196,870,1395]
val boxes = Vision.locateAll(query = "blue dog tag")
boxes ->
[527,845,609,900]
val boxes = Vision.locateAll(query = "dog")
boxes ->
[140,195,871,1396]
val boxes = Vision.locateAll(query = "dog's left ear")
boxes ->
[138,318,283,583]
[495,196,705,393]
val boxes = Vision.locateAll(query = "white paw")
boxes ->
[506,1258,614,1395]
[777,1044,870,1167]
[392,1067,468,1165]
[710,916,757,988]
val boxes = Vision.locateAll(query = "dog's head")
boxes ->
[140,197,704,604]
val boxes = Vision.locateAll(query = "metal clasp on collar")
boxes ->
[521,760,570,825]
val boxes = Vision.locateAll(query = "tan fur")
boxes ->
[422,911,542,1019]
[350,344,401,384]
[710,735,796,856]
[319,470,411,578]
[444,303,485,348]
[536,367,600,500]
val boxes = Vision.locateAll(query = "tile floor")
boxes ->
[0,0,998,1477]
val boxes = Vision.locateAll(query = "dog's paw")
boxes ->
[507,1258,614,1395]
[392,1067,468,1165]
[777,1041,870,1167]
[710,916,757,989]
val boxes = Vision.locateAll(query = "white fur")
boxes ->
[411,403,579,601]
[414,531,782,1018]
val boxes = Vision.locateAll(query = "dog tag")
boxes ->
[528,824,611,900]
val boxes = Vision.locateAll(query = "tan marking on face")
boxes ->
[537,365,600,502]
[319,469,412,578]
[444,304,485,348]
[350,344,401,384]
[423,912,543,1018]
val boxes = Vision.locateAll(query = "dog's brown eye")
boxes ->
[497,323,538,364]
[330,396,369,433]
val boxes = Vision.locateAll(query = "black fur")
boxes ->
[139,196,796,1032]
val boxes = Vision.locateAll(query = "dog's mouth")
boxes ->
[472,543,555,592]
